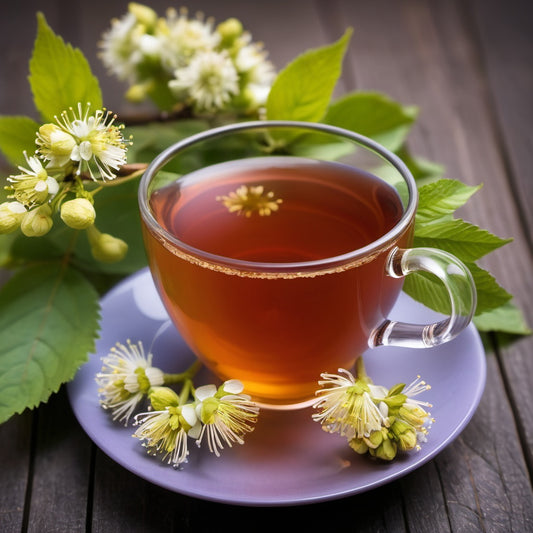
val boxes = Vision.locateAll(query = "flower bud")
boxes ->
[349,437,369,455]
[21,204,53,237]
[88,226,128,262]
[364,428,384,450]
[125,81,153,103]
[129,2,158,28]
[371,437,398,461]
[37,123,77,168]
[149,386,180,412]
[217,18,243,47]
[390,419,418,451]
[0,201,26,234]
[60,198,96,229]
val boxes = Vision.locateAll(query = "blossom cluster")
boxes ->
[313,366,433,461]
[96,340,260,467]
[99,3,275,115]
[0,103,130,262]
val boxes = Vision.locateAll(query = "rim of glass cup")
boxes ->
[138,120,418,275]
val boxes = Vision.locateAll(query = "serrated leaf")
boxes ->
[0,263,100,423]
[323,92,418,152]
[474,301,531,334]
[416,179,481,224]
[413,218,512,262]
[403,262,512,316]
[266,29,352,122]
[0,116,40,167]
[29,13,102,122]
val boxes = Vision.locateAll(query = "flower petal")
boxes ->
[195,384,217,401]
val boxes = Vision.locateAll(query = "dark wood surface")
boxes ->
[1,0,532,531]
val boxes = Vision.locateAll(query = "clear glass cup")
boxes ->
[138,121,476,409]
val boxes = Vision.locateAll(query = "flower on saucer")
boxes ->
[133,387,201,468]
[195,380,260,456]
[216,184,282,217]
[313,364,433,461]
[312,368,387,440]
[95,339,164,425]
[382,376,434,451]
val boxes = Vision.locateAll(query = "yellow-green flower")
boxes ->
[216,184,282,217]
[383,376,433,450]
[195,380,259,456]
[312,368,387,440]
[38,103,128,181]
[6,152,59,208]
[169,50,239,112]
[95,340,164,425]
[36,123,77,169]
[133,387,201,467]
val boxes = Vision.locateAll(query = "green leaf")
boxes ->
[474,301,531,335]
[395,146,445,183]
[413,218,512,262]
[323,92,418,152]
[29,13,102,122]
[0,263,100,423]
[403,262,512,316]
[266,29,352,122]
[416,179,481,224]
[0,116,40,167]
[125,119,209,168]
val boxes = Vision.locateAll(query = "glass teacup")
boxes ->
[138,121,476,409]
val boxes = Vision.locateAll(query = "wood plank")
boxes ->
[437,355,533,531]
[0,412,32,532]
[24,389,92,532]
[469,0,533,243]
[91,451,196,532]
[467,0,533,473]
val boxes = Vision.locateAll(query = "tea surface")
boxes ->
[150,157,403,265]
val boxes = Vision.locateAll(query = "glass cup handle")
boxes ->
[369,247,477,349]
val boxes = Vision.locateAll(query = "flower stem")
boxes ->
[163,359,203,385]
[179,379,193,405]
[356,356,368,381]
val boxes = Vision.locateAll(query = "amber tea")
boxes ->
[140,122,477,409]
[143,157,410,406]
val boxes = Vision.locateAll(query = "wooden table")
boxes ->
[1,0,532,531]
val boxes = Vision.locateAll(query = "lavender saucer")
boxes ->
[67,268,486,506]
